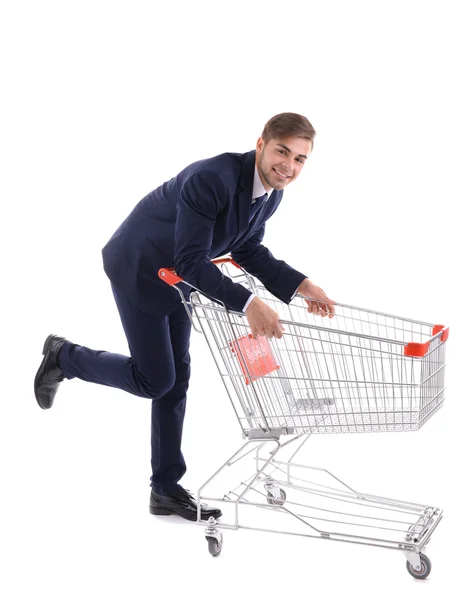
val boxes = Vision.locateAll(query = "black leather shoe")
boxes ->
[34,334,66,409]
[149,488,222,521]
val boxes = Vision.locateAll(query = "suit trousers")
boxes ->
[58,284,192,494]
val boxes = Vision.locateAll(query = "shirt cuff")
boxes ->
[291,278,309,300]
[242,293,256,312]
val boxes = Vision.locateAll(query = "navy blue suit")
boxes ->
[58,150,307,493]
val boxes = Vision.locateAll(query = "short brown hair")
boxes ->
[261,112,316,147]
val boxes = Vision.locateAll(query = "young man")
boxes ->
[34,112,335,521]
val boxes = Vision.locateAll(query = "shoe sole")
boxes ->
[149,505,222,521]
[34,334,58,409]
[149,506,173,516]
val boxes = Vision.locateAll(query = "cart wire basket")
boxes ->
[158,258,448,579]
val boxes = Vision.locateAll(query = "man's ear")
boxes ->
[255,137,264,153]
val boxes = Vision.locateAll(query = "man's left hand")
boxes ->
[296,279,335,318]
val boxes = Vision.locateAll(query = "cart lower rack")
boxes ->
[159,259,448,579]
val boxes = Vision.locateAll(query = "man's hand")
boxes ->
[245,297,284,339]
[297,279,335,318]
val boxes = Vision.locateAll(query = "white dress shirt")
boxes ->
[251,163,273,204]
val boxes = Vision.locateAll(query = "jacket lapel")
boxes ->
[237,150,256,232]
[226,150,283,252]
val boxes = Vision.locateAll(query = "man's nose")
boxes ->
[281,158,294,172]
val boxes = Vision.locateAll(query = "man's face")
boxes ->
[255,135,312,191]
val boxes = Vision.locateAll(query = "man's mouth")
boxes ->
[273,168,291,180]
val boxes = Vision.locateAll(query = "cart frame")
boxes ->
[158,259,447,579]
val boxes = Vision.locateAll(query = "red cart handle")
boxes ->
[404,324,449,357]
[158,257,241,286]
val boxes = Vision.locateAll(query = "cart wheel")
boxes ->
[406,554,432,579]
[206,535,223,557]
[267,489,287,506]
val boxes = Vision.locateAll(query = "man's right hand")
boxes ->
[245,297,284,339]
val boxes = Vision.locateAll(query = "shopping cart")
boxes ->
[159,258,448,579]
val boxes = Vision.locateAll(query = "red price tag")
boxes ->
[230,334,280,384]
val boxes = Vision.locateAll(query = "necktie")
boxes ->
[250,193,268,222]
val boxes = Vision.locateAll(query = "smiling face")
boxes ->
[255,135,312,191]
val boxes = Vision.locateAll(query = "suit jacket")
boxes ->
[102,150,307,316]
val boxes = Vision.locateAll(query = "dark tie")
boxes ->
[250,193,268,222]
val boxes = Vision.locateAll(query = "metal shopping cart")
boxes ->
[159,258,448,579]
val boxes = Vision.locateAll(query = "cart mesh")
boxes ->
[191,277,446,435]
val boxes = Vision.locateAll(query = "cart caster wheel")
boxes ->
[267,489,286,506]
[206,535,223,557]
[406,554,432,579]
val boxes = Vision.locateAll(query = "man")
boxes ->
[34,112,335,521]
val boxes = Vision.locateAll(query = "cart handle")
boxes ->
[158,257,241,285]
[404,324,449,357]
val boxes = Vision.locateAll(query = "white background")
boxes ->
[1,0,471,598]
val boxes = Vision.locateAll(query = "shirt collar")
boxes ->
[252,163,273,201]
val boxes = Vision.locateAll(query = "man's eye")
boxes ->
[296,158,304,164]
